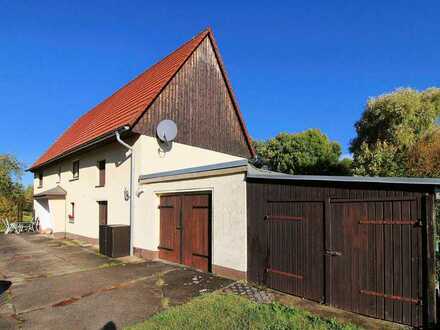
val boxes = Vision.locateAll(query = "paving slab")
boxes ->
[19,275,164,330]
[12,262,175,313]
[0,234,112,284]
[0,234,232,329]
[18,267,232,329]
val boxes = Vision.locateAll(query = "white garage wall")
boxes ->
[134,172,247,272]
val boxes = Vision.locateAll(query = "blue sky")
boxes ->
[1,1,439,185]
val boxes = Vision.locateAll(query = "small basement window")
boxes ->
[72,160,79,179]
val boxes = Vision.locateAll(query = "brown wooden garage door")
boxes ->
[263,197,423,327]
[265,201,325,303]
[328,198,423,327]
[158,194,211,272]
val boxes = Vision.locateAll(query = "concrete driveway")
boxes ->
[0,234,232,329]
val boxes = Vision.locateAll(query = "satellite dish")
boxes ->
[156,119,177,143]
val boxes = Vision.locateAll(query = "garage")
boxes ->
[246,167,438,328]
[158,193,211,272]
[136,160,248,280]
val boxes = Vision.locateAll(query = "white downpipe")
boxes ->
[116,126,134,256]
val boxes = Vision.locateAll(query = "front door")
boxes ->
[159,194,211,272]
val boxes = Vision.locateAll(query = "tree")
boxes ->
[350,141,405,177]
[23,185,34,213]
[407,128,440,177]
[0,154,25,220]
[407,128,440,280]
[332,157,353,176]
[350,88,440,176]
[0,154,22,195]
[254,129,351,175]
[350,88,440,278]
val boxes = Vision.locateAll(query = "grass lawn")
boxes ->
[126,293,360,330]
[22,211,33,221]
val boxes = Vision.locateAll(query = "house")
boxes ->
[30,28,253,279]
[30,28,438,327]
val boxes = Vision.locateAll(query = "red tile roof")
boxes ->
[30,28,254,170]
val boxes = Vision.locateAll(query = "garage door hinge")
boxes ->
[325,250,342,256]
[416,219,425,227]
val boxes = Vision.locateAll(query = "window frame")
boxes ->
[56,166,61,183]
[37,172,43,188]
[72,160,80,180]
[69,202,75,223]
[97,160,106,187]
[98,200,108,225]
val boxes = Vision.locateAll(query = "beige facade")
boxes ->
[33,134,248,276]
[34,139,133,238]
[133,135,243,175]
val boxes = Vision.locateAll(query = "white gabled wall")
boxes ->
[133,135,243,174]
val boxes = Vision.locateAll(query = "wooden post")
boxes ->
[423,193,437,327]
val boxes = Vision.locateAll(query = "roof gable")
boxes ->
[132,35,255,158]
[31,29,216,170]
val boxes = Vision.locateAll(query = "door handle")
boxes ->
[176,226,182,230]
[325,250,342,256]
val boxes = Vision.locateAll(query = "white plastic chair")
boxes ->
[2,219,17,234]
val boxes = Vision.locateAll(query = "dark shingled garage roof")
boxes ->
[139,160,440,187]
[247,165,440,186]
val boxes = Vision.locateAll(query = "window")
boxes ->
[72,160,79,179]
[56,166,61,183]
[38,172,43,188]
[98,201,108,225]
[97,160,106,187]
[69,202,75,223]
